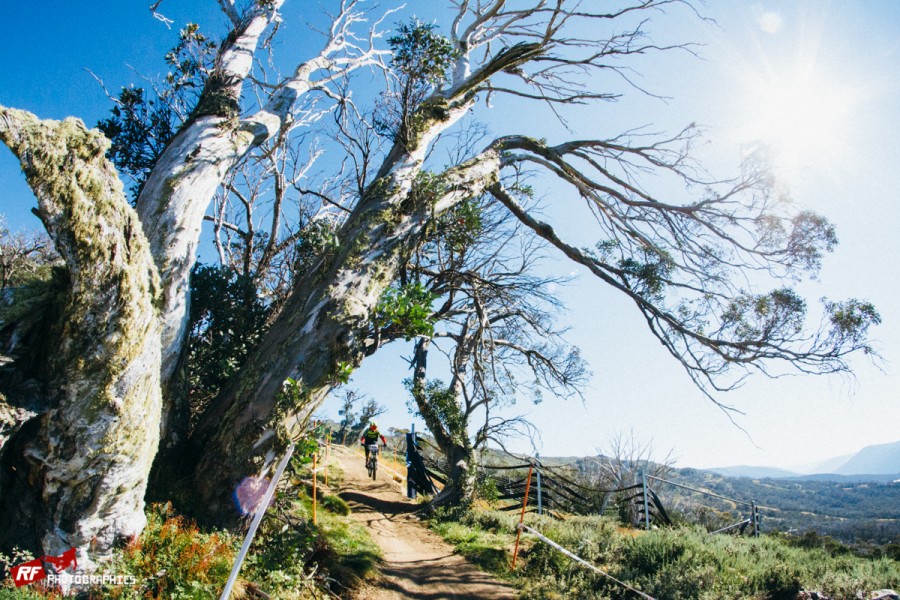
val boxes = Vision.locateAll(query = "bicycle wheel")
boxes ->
[371,456,377,480]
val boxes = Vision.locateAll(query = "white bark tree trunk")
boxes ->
[189,42,542,525]
[137,2,286,387]
[0,108,162,567]
[192,130,501,523]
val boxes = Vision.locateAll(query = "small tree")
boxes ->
[0,217,59,290]
[334,389,385,445]
[581,432,675,526]
[403,192,586,506]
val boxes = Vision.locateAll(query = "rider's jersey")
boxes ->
[362,429,384,445]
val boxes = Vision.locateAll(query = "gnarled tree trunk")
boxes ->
[0,108,161,568]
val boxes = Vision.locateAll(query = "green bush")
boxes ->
[756,562,803,599]
[321,494,350,516]
[100,503,238,599]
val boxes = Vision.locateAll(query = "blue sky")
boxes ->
[2,1,899,470]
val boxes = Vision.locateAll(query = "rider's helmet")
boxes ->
[369,421,377,430]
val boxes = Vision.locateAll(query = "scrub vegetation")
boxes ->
[430,507,900,600]
[0,445,379,599]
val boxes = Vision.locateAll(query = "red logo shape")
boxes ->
[11,559,46,587]
[41,547,77,573]
[10,548,77,587]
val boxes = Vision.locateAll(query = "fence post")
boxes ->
[536,454,543,516]
[752,502,760,537]
[641,470,650,530]
[511,463,535,569]
[407,423,417,500]
[312,453,318,525]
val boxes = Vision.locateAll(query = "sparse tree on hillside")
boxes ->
[581,431,675,526]
[0,0,879,566]
[334,388,385,445]
[0,218,58,290]
[404,194,586,505]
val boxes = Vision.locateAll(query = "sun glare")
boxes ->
[737,61,858,176]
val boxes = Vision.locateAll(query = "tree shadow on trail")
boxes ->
[339,490,421,516]
[379,556,511,600]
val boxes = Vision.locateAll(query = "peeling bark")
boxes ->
[0,108,161,567]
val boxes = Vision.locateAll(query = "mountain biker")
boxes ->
[361,422,387,462]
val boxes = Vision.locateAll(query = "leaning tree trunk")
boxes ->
[0,108,162,568]
[191,128,500,524]
[187,44,546,526]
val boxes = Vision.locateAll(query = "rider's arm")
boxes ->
[381,434,387,446]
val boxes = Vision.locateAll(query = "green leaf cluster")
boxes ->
[388,19,457,89]
[187,264,271,422]
[374,282,438,340]
[406,378,466,441]
[434,198,483,252]
[720,288,806,343]
[618,246,675,300]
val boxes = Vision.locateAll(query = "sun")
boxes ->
[734,55,859,177]
[751,71,853,168]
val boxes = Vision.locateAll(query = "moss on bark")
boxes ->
[0,106,163,563]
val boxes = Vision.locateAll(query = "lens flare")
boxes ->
[233,475,271,515]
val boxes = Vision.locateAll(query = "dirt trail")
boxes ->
[331,446,516,600]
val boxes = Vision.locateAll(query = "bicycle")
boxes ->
[365,444,380,480]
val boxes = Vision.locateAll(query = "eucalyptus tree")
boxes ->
[0,0,879,566]
[190,0,877,524]
[0,0,388,562]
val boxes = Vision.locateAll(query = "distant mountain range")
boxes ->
[708,440,900,481]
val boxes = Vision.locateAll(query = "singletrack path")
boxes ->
[331,446,516,600]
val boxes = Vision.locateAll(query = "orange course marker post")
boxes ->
[511,462,534,569]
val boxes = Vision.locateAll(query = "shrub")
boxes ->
[431,506,900,600]
[321,494,350,516]
[99,503,237,599]
[756,562,803,599]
